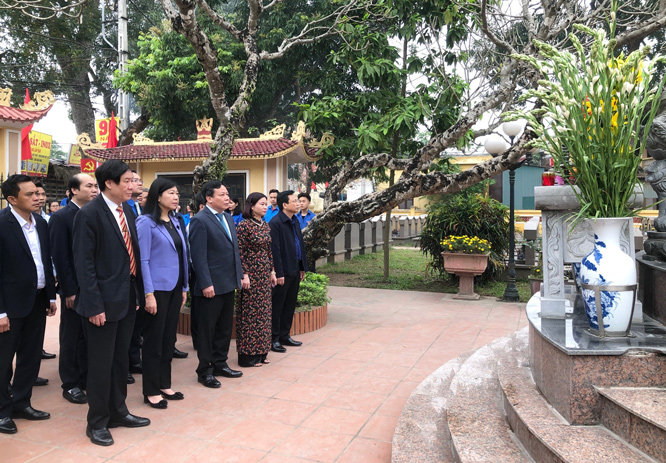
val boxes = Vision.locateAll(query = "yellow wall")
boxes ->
[133,158,280,196]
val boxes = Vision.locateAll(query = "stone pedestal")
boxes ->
[527,293,666,425]
[535,185,643,319]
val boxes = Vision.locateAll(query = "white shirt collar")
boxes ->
[9,204,32,228]
[206,205,224,216]
[101,192,120,210]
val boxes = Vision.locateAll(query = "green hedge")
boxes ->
[296,272,331,311]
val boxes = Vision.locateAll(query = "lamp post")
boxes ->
[500,121,525,302]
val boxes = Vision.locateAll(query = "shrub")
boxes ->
[420,193,509,280]
[296,272,332,311]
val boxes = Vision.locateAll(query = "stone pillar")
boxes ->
[327,229,346,264]
[374,218,384,252]
[359,221,373,255]
[345,223,361,260]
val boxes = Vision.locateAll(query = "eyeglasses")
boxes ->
[131,179,142,183]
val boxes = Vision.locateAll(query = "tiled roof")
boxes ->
[0,105,53,124]
[84,138,320,163]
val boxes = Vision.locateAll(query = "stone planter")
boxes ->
[441,252,489,300]
[177,303,328,338]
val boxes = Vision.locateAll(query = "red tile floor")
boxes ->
[1,286,527,462]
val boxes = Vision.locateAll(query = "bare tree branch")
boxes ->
[196,0,242,40]
[260,0,364,60]
[616,10,666,48]
[0,0,86,21]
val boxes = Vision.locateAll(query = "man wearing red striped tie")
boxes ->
[73,160,150,446]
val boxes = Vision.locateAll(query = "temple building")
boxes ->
[77,119,331,207]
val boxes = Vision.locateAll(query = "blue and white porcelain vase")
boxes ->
[579,217,636,335]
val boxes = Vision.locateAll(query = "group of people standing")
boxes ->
[0,159,312,447]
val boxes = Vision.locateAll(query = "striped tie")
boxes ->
[117,205,137,276]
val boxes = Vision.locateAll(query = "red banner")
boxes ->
[81,159,100,175]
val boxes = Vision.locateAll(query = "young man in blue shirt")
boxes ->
[263,189,280,222]
[296,193,316,229]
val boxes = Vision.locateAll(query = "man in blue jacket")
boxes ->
[269,190,309,353]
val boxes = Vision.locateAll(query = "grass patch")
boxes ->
[318,248,532,302]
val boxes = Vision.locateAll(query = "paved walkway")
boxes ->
[1,286,527,463]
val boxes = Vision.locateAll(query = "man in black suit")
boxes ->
[189,180,243,388]
[269,190,309,353]
[0,175,57,434]
[49,173,98,405]
[73,160,150,446]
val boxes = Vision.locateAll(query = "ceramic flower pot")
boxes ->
[441,252,489,300]
[579,217,637,336]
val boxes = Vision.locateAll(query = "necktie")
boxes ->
[216,213,232,240]
[117,205,137,276]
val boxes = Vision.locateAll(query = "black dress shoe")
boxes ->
[127,373,135,384]
[280,337,302,347]
[34,377,49,386]
[41,349,56,360]
[271,341,286,353]
[63,387,87,404]
[197,375,221,388]
[173,348,188,359]
[213,366,242,378]
[0,417,17,434]
[144,395,168,409]
[86,425,114,446]
[161,391,184,400]
[129,363,143,374]
[12,406,50,421]
[108,413,150,428]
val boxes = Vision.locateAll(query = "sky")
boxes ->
[32,99,82,151]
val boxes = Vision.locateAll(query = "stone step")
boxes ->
[597,387,666,462]
[446,333,532,462]
[498,330,657,463]
[392,350,473,463]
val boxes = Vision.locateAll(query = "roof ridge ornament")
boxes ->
[20,90,55,111]
[196,117,213,140]
[0,88,11,107]
[76,133,105,149]
[260,123,286,140]
[133,133,155,145]
[309,133,335,150]
[291,121,307,141]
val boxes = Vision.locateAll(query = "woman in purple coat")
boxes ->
[136,178,189,409]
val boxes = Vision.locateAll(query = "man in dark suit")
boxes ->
[189,180,243,388]
[49,173,98,405]
[0,175,57,434]
[73,160,150,446]
[269,190,309,353]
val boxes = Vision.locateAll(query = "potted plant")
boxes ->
[292,272,331,335]
[441,235,491,300]
[504,0,666,335]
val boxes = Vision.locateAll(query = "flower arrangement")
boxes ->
[440,235,491,254]
[504,0,666,219]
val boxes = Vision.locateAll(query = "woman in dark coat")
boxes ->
[235,192,277,367]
